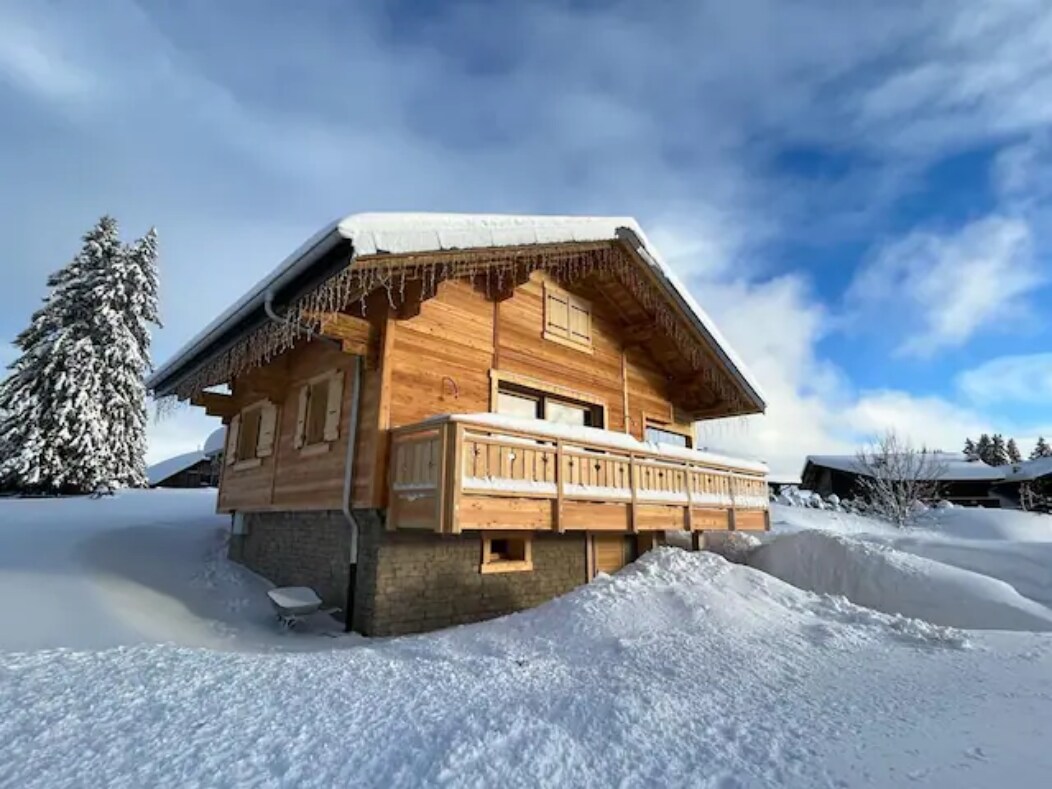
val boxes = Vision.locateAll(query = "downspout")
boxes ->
[341,355,363,632]
[263,289,363,631]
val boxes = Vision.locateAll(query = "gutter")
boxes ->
[147,222,348,395]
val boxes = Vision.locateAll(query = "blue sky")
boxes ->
[2,0,1052,475]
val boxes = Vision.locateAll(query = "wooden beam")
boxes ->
[394,278,425,320]
[304,311,372,357]
[191,391,238,419]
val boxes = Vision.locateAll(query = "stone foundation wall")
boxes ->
[361,527,588,637]
[232,511,351,613]
[229,510,590,636]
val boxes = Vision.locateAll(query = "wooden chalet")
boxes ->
[148,213,768,635]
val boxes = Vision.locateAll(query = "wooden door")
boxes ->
[591,534,632,577]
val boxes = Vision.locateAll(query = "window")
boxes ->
[305,379,330,446]
[238,408,262,459]
[644,420,692,448]
[294,370,345,451]
[495,382,602,428]
[480,534,533,574]
[543,282,592,351]
[227,401,277,469]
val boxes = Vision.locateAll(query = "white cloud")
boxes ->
[846,216,1042,357]
[0,12,100,104]
[956,353,1052,406]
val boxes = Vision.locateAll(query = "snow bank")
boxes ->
[751,530,1052,632]
[920,506,1052,541]
[4,493,1052,787]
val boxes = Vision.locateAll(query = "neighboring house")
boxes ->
[147,451,220,489]
[147,428,225,488]
[146,213,769,636]
[801,453,1003,507]
[767,476,801,496]
[993,458,1052,512]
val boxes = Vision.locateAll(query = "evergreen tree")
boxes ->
[1007,438,1023,464]
[989,434,1010,466]
[0,218,160,494]
[1031,437,1052,460]
[963,437,977,458]
[94,228,160,487]
[975,434,993,465]
[0,218,119,493]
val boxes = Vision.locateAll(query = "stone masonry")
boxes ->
[232,510,351,614]
[230,510,589,636]
[356,523,588,636]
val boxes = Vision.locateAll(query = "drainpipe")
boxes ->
[341,355,363,632]
[263,290,362,631]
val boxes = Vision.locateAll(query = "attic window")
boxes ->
[480,534,533,574]
[543,282,592,352]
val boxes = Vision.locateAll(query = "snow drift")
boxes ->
[751,530,1052,632]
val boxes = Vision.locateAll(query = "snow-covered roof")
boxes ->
[1001,457,1052,483]
[804,453,1006,482]
[438,412,768,474]
[148,213,765,411]
[203,427,226,457]
[146,451,209,486]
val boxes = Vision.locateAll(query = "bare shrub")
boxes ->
[854,431,948,527]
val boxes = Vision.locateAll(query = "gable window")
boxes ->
[226,400,277,470]
[294,369,345,453]
[543,282,592,352]
[496,382,603,429]
[480,533,533,574]
[644,419,692,449]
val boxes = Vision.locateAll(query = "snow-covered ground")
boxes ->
[2,491,1052,787]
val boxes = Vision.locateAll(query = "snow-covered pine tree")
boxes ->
[963,437,977,458]
[989,434,1010,467]
[93,228,161,487]
[1031,437,1052,460]
[1006,438,1023,464]
[0,218,119,493]
[975,434,993,465]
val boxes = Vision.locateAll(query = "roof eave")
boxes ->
[147,223,349,396]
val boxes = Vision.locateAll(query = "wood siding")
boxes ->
[218,269,734,515]
[218,342,363,513]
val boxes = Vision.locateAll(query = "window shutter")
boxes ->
[226,415,240,466]
[293,385,309,449]
[256,402,277,457]
[568,297,591,344]
[545,287,570,337]
[323,370,344,442]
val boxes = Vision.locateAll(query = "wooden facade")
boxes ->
[213,269,768,537]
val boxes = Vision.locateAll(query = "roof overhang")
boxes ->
[148,213,767,415]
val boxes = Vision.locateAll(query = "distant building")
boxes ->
[992,457,1052,512]
[800,453,1004,508]
[146,427,225,488]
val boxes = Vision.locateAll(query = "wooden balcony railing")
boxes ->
[387,415,769,534]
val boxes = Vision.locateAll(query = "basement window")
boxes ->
[480,534,534,574]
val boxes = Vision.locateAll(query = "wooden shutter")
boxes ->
[256,402,277,457]
[568,297,592,345]
[225,415,240,465]
[293,385,309,449]
[544,285,570,337]
[323,370,344,442]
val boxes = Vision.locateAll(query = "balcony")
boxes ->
[387,414,768,534]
